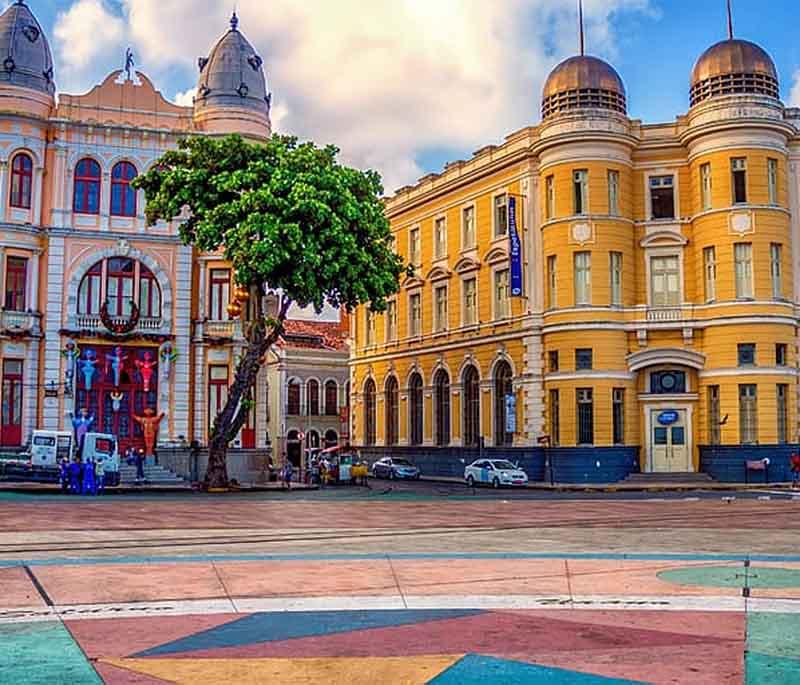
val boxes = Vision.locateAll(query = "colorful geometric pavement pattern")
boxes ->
[1,556,800,683]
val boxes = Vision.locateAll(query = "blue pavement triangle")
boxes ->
[136,609,484,656]
[428,654,647,684]
[746,651,800,684]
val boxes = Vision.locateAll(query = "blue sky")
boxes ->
[25,1,800,188]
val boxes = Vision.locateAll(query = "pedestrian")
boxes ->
[135,449,146,483]
[791,452,800,490]
[59,458,70,494]
[95,457,105,495]
[283,458,294,491]
[69,457,81,494]
[83,457,96,495]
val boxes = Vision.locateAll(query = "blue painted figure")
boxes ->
[70,409,95,456]
[68,458,81,494]
[83,458,96,495]
[105,346,128,387]
[77,350,99,391]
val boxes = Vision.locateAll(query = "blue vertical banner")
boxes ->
[508,196,523,296]
[505,394,517,434]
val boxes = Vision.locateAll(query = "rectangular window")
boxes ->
[434,286,448,332]
[574,251,591,305]
[573,170,588,215]
[649,175,675,219]
[650,255,681,307]
[609,251,622,306]
[4,256,27,312]
[365,309,376,346]
[409,227,421,267]
[545,175,555,220]
[734,243,753,298]
[732,158,747,204]
[434,217,447,259]
[612,388,625,445]
[576,388,594,445]
[462,206,475,249]
[549,389,560,446]
[386,300,397,341]
[776,343,787,367]
[494,269,510,319]
[777,384,789,445]
[608,170,620,216]
[575,349,593,371]
[208,268,231,320]
[738,343,756,366]
[708,385,721,445]
[768,158,779,205]
[409,292,421,337]
[739,384,757,445]
[547,255,557,309]
[462,278,477,326]
[700,163,712,210]
[548,350,559,373]
[703,247,716,302]
[494,194,508,237]
[771,243,783,299]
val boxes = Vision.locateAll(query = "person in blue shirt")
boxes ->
[68,457,81,494]
[83,457,96,495]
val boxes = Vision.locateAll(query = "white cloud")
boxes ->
[53,0,653,191]
[172,87,197,107]
[790,70,800,107]
[53,0,125,76]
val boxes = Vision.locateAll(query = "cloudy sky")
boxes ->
[19,0,800,193]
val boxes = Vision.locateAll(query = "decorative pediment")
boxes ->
[626,347,706,372]
[454,256,481,274]
[483,246,509,265]
[640,230,689,248]
[402,274,425,290]
[425,265,452,282]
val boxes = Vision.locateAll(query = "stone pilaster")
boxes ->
[42,236,65,430]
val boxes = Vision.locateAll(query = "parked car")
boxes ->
[464,459,528,488]
[371,457,421,480]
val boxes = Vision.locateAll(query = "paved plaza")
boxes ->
[0,487,799,683]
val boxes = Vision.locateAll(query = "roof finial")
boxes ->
[578,0,585,56]
[230,9,239,31]
[727,0,734,40]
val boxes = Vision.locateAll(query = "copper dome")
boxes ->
[541,55,626,119]
[690,39,779,106]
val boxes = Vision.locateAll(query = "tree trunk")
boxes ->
[203,294,290,490]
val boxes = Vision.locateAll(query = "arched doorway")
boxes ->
[494,361,514,446]
[463,365,480,448]
[409,372,423,445]
[324,429,338,448]
[385,376,399,446]
[434,369,450,446]
[286,429,302,467]
[363,379,376,446]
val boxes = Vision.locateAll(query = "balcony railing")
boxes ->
[74,313,163,332]
[196,319,244,340]
[646,307,684,323]
[0,310,42,334]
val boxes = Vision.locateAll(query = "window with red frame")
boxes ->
[9,154,32,209]
[77,258,161,319]
[325,380,338,416]
[4,257,27,311]
[208,366,229,432]
[287,380,301,415]
[307,379,319,416]
[138,266,161,319]
[106,258,135,317]
[74,158,101,214]
[111,162,137,217]
[209,269,231,320]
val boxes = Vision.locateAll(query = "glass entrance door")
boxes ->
[651,409,689,472]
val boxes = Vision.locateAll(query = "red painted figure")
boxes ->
[133,408,165,457]
[135,351,158,393]
[791,453,800,489]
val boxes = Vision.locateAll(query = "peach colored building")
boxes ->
[0,3,280,454]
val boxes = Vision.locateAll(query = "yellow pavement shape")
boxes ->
[101,655,464,684]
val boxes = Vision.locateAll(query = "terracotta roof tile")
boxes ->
[279,319,348,351]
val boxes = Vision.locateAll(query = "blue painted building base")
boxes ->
[700,444,798,483]
[547,447,640,484]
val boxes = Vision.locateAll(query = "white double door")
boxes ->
[650,409,690,473]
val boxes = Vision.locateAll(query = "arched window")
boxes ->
[385,376,399,446]
[306,430,320,450]
[111,161,138,217]
[325,380,338,416]
[434,369,450,447]
[77,257,161,319]
[9,153,33,209]
[307,379,319,416]
[494,361,514,446]
[463,365,481,448]
[324,429,338,448]
[287,379,301,415]
[409,372,424,446]
[363,379,376,446]
[74,158,101,214]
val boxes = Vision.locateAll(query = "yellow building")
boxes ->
[350,26,800,483]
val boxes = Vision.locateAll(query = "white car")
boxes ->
[464,459,528,488]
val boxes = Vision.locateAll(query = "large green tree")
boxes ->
[135,134,405,489]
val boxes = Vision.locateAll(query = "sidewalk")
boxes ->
[0,481,318,495]
[419,474,794,493]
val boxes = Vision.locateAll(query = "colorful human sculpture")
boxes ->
[70,408,95,454]
[133,408,165,458]
[105,346,128,387]
[62,340,80,386]
[135,351,158,393]
[110,391,124,412]
[77,350,98,391]
[159,342,178,380]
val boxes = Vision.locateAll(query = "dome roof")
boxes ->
[690,39,779,107]
[541,55,626,120]
[195,13,269,115]
[0,1,54,96]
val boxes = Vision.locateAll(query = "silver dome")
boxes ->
[0,1,54,95]
[195,13,269,114]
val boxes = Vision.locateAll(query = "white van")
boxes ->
[82,433,121,486]
[30,431,74,470]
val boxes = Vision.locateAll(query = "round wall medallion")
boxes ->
[731,212,751,234]
[572,222,592,243]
